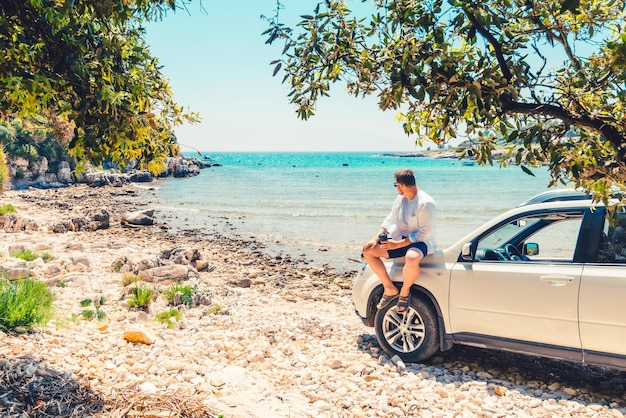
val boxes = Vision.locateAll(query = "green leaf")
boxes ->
[520,165,536,177]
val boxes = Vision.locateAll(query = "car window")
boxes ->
[597,212,626,264]
[476,211,584,262]
[524,218,582,259]
[477,218,542,250]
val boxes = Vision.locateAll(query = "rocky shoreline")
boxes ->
[6,155,218,190]
[1,184,626,417]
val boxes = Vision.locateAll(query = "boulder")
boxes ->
[122,209,155,226]
[82,171,128,187]
[138,264,196,283]
[51,209,110,233]
[161,157,201,178]
[160,247,201,264]
[0,260,30,280]
[0,215,39,232]
[129,171,154,183]
[56,161,73,183]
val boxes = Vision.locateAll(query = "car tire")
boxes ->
[374,295,440,363]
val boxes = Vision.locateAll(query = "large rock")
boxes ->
[81,172,128,187]
[129,171,154,183]
[51,209,110,233]
[138,264,196,282]
[160,157,201,178]
[56,161,73,183]
[30,157,48,178]
[0,215,39,232]
[160,247,201,265]
[122,209,155,226]
[0,260,30,280]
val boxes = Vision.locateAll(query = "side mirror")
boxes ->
[524,242,539,256]
[462,242,473,261]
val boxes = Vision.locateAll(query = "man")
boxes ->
[361,169,437,313]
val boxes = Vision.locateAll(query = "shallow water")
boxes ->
[144,152,554,271]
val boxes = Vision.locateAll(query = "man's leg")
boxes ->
[399,248,424,297]
[363,247,398,296]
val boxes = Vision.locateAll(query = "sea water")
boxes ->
[143,152,555,272]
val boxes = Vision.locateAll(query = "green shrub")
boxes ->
[0,278,54,332]
[78,296,107,321]
[81,309,95,320]
[163,282,195,307]
[128,285,154,309]
[0,204,16,215]
[155,308,182,328]
[40,252,53,262]
[120,272,142,286]
[10,249,52,262]
[206,303,226,316]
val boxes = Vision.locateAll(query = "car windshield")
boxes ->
[476,211,584,261]
[477,218,543,250]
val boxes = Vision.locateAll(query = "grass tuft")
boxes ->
[163,282,195,307]
[0,278,54,332]
[120,272,142,287]
[0,204,16,215]
[10,249,53,262]
[155,308,183,328]
[127,285,154,310]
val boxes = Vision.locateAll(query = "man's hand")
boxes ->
[362,238,379,253]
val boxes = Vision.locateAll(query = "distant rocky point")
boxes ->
[384,150,460,159]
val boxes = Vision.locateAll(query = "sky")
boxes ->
[144,1,429,153]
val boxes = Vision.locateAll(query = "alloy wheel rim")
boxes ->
[381,307,426,353]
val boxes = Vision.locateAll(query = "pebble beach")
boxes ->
[1,183,626,417]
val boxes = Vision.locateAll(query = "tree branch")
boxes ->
[500,95,626,160]
[462,6,512,82]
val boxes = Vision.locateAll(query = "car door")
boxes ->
[448,209,586,360]
[578,211,626,368]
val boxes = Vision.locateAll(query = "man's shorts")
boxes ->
[386,242,428,259]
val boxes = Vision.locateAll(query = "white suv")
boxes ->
[352,190,626,369]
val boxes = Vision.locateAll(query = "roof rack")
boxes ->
[517,189,591,207]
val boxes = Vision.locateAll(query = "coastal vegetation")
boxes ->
[265,0,626,210]
[120,272,143,286]
[163,281,195,307]
[78,296,108,322]
[10,248,53,263]
[0,278,54,333]
[155,308,183,328]
[127,282,156,310]
[0,0,200,191]
[0,203,16,215]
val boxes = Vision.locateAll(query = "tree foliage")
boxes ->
[0,144,7,192]
[0,0,199,173]
[0,115,72,167]
[265,0,626,208]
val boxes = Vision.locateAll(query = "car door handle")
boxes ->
[539,274,575,286]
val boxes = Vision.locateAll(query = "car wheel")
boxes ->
[374,295,440,363]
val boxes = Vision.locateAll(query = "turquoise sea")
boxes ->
[143,152,555,272]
